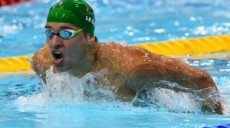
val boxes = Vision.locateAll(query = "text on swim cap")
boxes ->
[86,16,95,25]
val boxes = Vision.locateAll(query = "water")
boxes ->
[0,0,230,127]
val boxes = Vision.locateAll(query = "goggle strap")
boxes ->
[73,29,83,35]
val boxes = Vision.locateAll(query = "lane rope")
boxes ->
[136,34,230,56]
[0,54,33,73]
[0,34,230,73]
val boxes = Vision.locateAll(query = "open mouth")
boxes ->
[52,51,64,66]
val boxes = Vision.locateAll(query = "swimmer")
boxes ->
[32,0,223,114]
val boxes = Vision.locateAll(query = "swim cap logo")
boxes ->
[86,16,95,25]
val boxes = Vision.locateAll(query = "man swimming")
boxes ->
[32,0,223,114]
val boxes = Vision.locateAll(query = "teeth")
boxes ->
[52,51,63,59]
[54,51,61,55]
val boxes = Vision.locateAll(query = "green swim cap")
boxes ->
[47,0,95,35]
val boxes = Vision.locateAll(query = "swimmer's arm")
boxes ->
[32,44,52,82]
[125,63,169,92]
[125,60,217,92]
[125,63,224,114]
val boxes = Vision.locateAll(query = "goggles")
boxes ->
[45,29,83,39]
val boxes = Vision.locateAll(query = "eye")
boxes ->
[60,29,73,39]
[45,30,54,38]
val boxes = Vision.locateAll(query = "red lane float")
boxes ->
[0,0,30,6]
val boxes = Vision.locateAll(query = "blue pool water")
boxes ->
[1,0,230,127]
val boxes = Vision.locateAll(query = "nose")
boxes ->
[54,43,63,49]
[48,35,63,49]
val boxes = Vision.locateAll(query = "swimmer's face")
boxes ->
[45,22,89,72]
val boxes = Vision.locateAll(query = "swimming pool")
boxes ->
[1,0,230,127]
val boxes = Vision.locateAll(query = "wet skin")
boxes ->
[32,22,224,114]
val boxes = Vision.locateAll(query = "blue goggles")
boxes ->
[45,29,83,39]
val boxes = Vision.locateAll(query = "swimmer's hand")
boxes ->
[32,44,52,82]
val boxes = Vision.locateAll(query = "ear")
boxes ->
[88,35,97,44]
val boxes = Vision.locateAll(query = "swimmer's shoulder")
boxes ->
[96,41,127,57]
[97,41,148,54]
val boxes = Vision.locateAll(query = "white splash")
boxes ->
[132,80,224,114]
[132,89,202,113]
[214,76,230,114]
[15,67,227,114]
[15,67,115,106]
[144,88,202,113]
[182,54,191,64]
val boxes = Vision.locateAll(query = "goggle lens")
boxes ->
[45,29,82,39]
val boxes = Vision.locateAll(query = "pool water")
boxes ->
[1,0,230,127]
